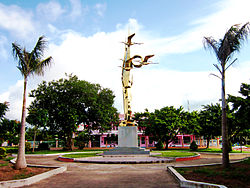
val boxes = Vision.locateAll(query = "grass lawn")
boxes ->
[25,149,106,155]
[197,148,250,153]
[176,157,250,188]
[152,151,197,157]
[62,152,100,158]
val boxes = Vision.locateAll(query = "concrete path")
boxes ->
[22,153,250,188]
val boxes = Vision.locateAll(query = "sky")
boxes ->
[0,0,250,120]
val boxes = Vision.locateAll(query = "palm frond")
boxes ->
[213,64,222,75]
[33,56,53,76]
[209,73,221,80]
[203,37,220,60]
[12,43,24,64]
[225,58,237,71]
[219,23,250,64]
[31,36,47,60]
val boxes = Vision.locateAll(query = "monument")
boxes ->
[104,33,154,155]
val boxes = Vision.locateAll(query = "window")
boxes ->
[183,136,191,144]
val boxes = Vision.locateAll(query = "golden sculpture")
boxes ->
[120,33,154,126]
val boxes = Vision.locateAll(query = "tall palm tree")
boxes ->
[203,23,250,168]
[12,36,53,169]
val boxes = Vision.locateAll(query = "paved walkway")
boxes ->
[22,153,250,188]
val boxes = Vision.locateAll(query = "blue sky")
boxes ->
[0,0,250,120]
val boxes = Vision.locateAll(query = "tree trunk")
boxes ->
[221,71,230,168]
[32,127,37,153]
[15,78,27,169]
[206,138,210,149]
[165,139,169,150]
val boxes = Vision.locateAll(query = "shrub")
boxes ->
[156,140,163,150]
[0,147,7,159]
[38,143,49,150]
[6,147,18,154]
[25,142,31,152]
[190,140,198,151]
[76,131,89,149]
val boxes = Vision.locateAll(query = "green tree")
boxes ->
[203,23,250,167]
[29,74,118,150]
[0,102,8,121]
[12,36,53,169]
[26,109,48,152]
[228,83,250,143]
[136,106,186,150]
[180,110,200,135]
[198,104,221,148]
[0,119,20,146]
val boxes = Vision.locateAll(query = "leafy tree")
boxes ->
[75,131,90,149]
[228,83,250,143]
[198,103,221,148]
[180,110,200,135]
[26,109,48,152]
[203,23,250,167]
[12,36,53,169]
[29,74,118,150]
[0,119,20,146]
[0,102,8,121]
[135,106,186,150]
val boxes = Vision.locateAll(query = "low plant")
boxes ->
[25,142,31,152]
[5,147,18,154]
[155,140,163,150]
[190,141,198,151]
[0,147,7,159]
[38,143,49,150]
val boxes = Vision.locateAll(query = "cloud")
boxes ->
[137,0,250,57]
[69,0,88,20]
[0,3,35,39]
[94,3,106,17]
[2,0,250,120]
[36,1,65,22]
[0,35,8,60]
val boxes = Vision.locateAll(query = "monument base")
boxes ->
[103,126,149,156]
[103,147,149,156]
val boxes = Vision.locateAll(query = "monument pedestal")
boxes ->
[103,126,149,156]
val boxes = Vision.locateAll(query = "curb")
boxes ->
[167,166,227,188]
[58,156,174,164]
[0,158,67,188]
[167,158,249,188]
[175,154,200,161]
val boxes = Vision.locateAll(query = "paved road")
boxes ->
[23,153,250,188]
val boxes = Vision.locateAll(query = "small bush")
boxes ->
[25,142,31,152]
[156,141,163,150]
[0,147,7,159]
[38,143,49,150]
[190,141,198,151]
[6,147,18,154]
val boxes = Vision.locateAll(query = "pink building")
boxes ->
[77,114,195,148]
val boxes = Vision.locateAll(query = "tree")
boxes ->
[228,83,250,143]
[0,102,8,121]
[12,36,53,169]
[203,23,250,167]
[0,119,20,146]
[198,104,221,148]
[180,110,200,136]
[135,106,186,150]
[29,74,118,150]
[26,109,48,152]
[0,102,20,146]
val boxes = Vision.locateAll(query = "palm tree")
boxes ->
[12,36,53,169]
[203,23,250,168]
